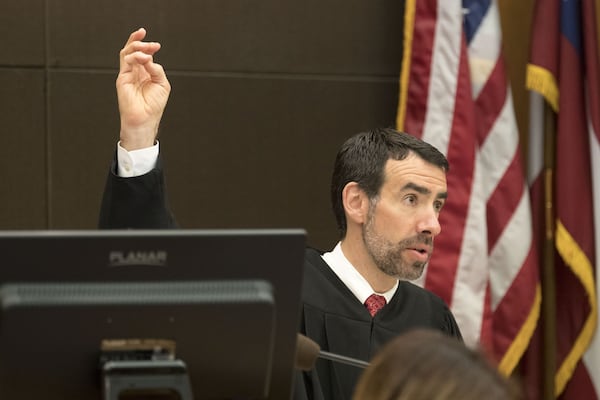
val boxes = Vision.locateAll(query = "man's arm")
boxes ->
[98,28,175,229]
[117,27,170,150]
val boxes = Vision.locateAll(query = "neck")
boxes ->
[340,235,397,293]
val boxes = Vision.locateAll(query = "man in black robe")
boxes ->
[101,28,462,400]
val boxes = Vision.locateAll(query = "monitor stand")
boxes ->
[102,359,193,400]
[100,339,193,400]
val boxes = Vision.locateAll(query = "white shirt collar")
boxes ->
[322,242,398,304]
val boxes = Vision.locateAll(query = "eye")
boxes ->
[403,194,418,206]
[434,200,445,212]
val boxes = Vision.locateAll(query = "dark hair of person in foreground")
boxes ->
[353,329,522,400]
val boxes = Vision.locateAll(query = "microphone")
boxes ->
[295,333,370,371]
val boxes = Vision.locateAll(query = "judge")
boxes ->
[100,28,462,400]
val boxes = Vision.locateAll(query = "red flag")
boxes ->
[527,0,599,397]
[397,0,540,378]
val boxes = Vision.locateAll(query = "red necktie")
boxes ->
[364,294,387,317]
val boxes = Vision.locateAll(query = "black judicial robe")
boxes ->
[295,248,462,400]
[99,158,462,400]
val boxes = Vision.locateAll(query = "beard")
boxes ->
[362,206,433,281]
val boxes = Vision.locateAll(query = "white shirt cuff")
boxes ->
[116,141,160,177]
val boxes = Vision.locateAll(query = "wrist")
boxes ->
[119,123,159,151]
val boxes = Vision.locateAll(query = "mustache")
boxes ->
[399,234,433,248]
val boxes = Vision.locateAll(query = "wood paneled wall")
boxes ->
[1,1,531,251]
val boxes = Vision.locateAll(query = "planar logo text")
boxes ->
[108,250,168,267]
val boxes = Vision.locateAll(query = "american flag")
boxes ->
[396,0,540,377]
[527,0,599,397]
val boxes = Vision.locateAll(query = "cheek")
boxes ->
[373,207,412,238]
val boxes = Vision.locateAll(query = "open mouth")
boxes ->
[406,246,431,261]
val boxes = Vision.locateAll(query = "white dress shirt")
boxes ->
[322,242,398,304]
[116,141,159,177]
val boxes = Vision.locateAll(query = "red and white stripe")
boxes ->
[398,0,539,375]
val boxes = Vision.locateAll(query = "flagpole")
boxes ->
[542,101,556,400]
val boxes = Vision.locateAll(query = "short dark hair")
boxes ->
[331,128,449,238]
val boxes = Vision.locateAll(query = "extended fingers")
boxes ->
[122,51,153,66]
[122,41,161,58]
[121,52,169,85]
[119,28,162,71]
[125,27,147,47]
[120,43,161,71]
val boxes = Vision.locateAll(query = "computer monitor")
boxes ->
[0,229,306,400]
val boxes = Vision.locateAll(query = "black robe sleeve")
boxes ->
[98,155,177,229]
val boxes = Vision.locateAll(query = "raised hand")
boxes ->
[116,28,171,150]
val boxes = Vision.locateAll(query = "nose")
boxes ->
[417,208,442,237]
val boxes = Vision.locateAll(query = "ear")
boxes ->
[342,182,369,225]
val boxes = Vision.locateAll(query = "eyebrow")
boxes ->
[401,182,448,200]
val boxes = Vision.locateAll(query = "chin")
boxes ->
[403,265,425,281]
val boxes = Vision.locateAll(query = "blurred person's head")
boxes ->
[353,329,522,400]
